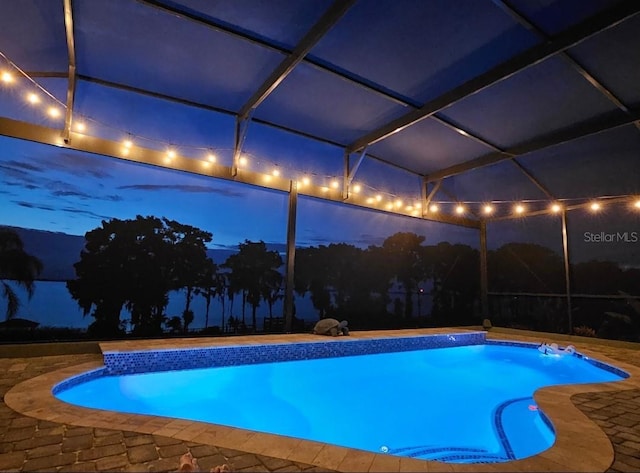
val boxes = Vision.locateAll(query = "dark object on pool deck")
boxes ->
[313,318,349,336]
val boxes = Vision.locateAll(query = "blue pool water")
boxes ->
[56,344,625,463]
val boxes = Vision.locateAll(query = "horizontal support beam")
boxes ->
[0,116,480,229]
[426,109,640,182]
[485,195,637,222]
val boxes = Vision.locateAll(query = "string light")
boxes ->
[47,107,61,119]
[26,92,39,104]
[2,55,639,222]
[1,71,13,83]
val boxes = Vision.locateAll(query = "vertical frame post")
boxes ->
[479,219,489,320]
[561,210,573,333]
[284,180,298,332]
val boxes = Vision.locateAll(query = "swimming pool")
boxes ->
[54,335,627,464]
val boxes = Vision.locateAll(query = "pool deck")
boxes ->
[1,327,640,472]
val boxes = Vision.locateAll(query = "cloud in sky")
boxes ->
[118,183,246,197]
[0,160,43,172]
[38,152,114,179]
[13,200,113,220]
[14,200,57,211]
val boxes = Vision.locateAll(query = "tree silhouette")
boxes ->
[425,242,479,325]
[67,216,213,336]
[0,228,43,321]
[224,240,283,332]
[262,268,283,327]
[488,242,564,293]
[382,232,427,318]
[295,246,332,318]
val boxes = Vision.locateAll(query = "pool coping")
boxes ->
[5,328,640,472]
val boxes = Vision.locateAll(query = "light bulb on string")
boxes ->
[1,71,13,83]
[47,107,61,119]
[26,92,40,104]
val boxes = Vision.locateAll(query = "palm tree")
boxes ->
[0,228,43,321]
[224,240,283,332]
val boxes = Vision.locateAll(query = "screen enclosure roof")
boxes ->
[1,0,639,229]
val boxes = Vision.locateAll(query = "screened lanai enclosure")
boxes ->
[0,0,639,341]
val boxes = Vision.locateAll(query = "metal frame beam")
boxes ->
[560,209,573,334]
[232,114,252,177]
[238,0,355,120]
[426,108,640,182]
[283,180,298,333]
[479,220,489,319]
[510,158,555,200]
[346,0,640,153]
[62,0,77,143]
[423,179,442,215]
[342,147,367,199]
[491,0,632,115]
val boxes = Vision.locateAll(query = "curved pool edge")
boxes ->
[5,330,640,473]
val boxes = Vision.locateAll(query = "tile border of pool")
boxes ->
[5,328,640,472]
